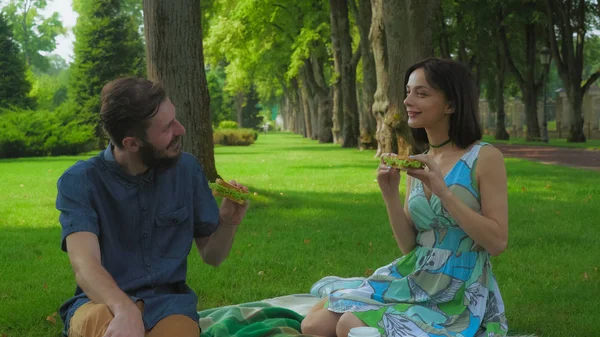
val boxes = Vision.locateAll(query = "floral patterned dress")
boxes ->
[310,143,508,337]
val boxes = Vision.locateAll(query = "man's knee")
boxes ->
[301,310,338,337]
[147,314,199,337]
[69,302,114,337]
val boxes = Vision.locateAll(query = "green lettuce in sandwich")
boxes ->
[208,178,250,205]
[381,154,425,170]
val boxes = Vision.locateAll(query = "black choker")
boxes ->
[429,139,451,148]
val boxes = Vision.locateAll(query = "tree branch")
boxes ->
[582,70,600,95]
[351,46,362,70]
[269,22,295,43]
[545,0,567,76]
[497,5,525,87]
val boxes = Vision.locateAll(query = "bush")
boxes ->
[218,120,238,129]
[213,128,257,146]
[0,103,96,158]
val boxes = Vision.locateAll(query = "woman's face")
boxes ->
[403,68,452,129]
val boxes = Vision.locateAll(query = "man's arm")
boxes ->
[194,220,238,267]
[65,232,145,337]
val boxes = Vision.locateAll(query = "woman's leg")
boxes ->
[335,312,368,337]
[301,298,342,337]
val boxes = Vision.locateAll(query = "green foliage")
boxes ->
[213,128,257,146]
[0,11,32,109]
[207,66,235,126]
[1,0,66,72]
[28,67,69,110]
[0,102,95,158]
[69,0,145,119]
[218,120,239,129]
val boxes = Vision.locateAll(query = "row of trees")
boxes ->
[199,0,600,150]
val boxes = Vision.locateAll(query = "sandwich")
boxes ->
[381,153,425,170]
[208,178,249,205]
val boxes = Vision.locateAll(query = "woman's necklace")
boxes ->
[429,138,452,148]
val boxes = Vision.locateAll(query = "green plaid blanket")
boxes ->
[199,301,314,337]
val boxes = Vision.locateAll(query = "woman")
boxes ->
[301,58,509,337]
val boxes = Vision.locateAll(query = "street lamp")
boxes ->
[540,46,551,143]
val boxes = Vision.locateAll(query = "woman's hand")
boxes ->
[377,154,401,198]
[405,154,451,200]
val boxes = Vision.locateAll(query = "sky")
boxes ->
[40,0,78,62]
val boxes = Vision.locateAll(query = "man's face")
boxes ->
[139,99,186,169]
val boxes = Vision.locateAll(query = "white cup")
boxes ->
[348,326,381,337]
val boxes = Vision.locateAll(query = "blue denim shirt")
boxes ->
[55,145,219,335]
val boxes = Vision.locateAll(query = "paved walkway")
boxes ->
[494,144,600,170]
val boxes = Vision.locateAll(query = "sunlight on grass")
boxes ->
[1,132,599,337]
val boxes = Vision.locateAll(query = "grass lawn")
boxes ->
[482,134,600,150]
[1,132,599,337]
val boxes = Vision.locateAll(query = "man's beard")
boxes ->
[139,136,182,171]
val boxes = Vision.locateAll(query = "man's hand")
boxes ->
[102,303,145,337]
[218,180,249,226]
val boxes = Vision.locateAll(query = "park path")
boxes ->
[493,144,600,170]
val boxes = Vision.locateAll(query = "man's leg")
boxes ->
[300,297,342,337]
[68,302,114,337]
[145,314,199,337]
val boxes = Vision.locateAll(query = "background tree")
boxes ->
[70,0,145,141]
[1,0,66,72]
[0,11,31,109]
[546,0,600,142]
[143,0,218,180]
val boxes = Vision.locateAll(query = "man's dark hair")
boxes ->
[404,57,482,149]
[100,77,166,148]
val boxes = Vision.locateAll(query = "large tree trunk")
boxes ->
[370,0,392,156]
[143,0,217,180]
[384,0,437,155]
[352,0,377,150]
[566,88,586,142]
[310,52,333,143]
[494,44,510,140]
[330,0,360,148]
[300,78,312,138]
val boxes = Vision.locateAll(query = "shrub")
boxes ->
[0,103,96,158]
[213,128,257,146]
[218,120,238,129]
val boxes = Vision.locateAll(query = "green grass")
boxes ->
[482,134,600,150]
[1,132,599,337]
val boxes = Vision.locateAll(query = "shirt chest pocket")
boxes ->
[156,206,193,258]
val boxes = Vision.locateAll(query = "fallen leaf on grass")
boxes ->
[303,239,310,245]
[594,267,598,272]
[43,284,48,289]
[257,271,264,276]
[556,212,560,215]
[46,312,58,325]
[364,268,374,277]
[583,272,589,281]
[521,186,526,192]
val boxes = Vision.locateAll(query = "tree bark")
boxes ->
[494,43,510,140]
[370,0,392,156]
[351,0,377,149]
[235,92,244,127]
[383,0,437,155]
[330,0,360,148]
[143,0,217,180]
[310,52,333,143]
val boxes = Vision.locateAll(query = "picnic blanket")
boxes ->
[198,294,320,337]
[197,294,537,337]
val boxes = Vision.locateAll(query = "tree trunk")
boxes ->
[330,0,359,148]
[143,0,217,180]
[352,0,377,150]
[494,44,509,140]
[300,78,312,138]
[384,0,437,155]
[567,88,586,142]
[235,92,244,127]
[291,78,305,137]
[370,0,392,156]
[309,52,333,143]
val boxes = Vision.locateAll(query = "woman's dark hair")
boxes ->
[404,57,481,149]
[100,77,166,148]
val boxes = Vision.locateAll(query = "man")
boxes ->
[56,77,249,337]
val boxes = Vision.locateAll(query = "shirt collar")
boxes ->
[102,143,155,185]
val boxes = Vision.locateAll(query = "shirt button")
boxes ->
[143,232,148,239]
[172,219,178,224]
[145,263,151,267]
